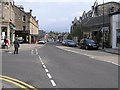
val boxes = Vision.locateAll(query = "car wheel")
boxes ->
[85,46,89,50]
[80,46,82,49]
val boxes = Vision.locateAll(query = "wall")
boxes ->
[14,6,29,31]
[111,13,120,48]
[29,16,39,35]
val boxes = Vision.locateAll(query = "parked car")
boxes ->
[38,40,46,44]
[62,40,67,45]
[18,37,24,44]
[64,40,77,47]
[79,38,99,50]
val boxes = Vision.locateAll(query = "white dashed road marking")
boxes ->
[38,55,57,87]
[50,80,56,87]
[35,49,38,55]
[31,49,34,55]
[47,73,52,79]
[43,65,46,68]
[45,69,49,73]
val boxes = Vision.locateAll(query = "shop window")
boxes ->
[116,29,120,47]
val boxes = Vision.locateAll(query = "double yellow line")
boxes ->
[0,75,37,90]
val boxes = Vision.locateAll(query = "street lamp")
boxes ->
[102,0,105,49]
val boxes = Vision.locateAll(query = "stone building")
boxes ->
[71,1,120,48]
[0,0,15,48]
[13,5,39,44]
[111,11,120,48]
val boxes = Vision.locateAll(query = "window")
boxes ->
[109,7,114,13]
[22,15,26,22]
[23,26,26,31]
[4,2,9,5]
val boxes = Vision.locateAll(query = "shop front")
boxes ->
[111,13,120,48]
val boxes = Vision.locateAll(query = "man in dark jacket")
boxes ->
[14,38,20,54]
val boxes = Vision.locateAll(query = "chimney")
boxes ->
[30,9,32,14]
[34,16,36,20]
[37,20,39,23]
[13,1,15,5]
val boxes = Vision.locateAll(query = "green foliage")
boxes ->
[67,34,72,40]
[71,24,83,40]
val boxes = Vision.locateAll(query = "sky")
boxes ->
[14,0,120,32]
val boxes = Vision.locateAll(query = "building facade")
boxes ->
[27,11,39,44]
[111,12,120,48]
[0,0,15,48]
[71,1,120,48]
[13,5,39,44]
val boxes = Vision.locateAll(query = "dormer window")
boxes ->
[110,7,114,13]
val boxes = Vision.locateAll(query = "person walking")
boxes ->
[14,38,20,54]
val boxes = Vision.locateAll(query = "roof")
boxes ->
[97,1,120,7]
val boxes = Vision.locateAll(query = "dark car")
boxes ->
[79,38,99,50]
[65,40,77,47]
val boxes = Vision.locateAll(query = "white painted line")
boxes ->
[43,65,46,68]
[31,50,34,55]
[45,69,49,73]
[111,62,119,66]
[8,52,12,54]
[90,56,95,59]
[36,49,38,55]
[39,57,42,61]
[47,73,52,79]
[36,52,38,55]
[50,80,56,87]
[83,53,87,56]
[41,62,44,65]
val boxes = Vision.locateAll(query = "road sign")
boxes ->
[101,27,109,32]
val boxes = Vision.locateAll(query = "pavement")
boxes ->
[99,47,120,55]
[0,43,44,53]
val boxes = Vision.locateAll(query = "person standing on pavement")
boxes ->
[14,38,20,54]
[5,38,10,49]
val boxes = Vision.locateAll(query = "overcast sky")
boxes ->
[14,0,120,32]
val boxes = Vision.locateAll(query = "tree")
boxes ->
[71,24,83,40]
[67,34,72,40]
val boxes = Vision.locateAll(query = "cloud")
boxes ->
[47,17,68,23]
[48,18,57,23]
[71,11,83,20]
[14,0,120,3]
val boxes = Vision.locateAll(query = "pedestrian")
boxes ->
[14,38,20,54]
[5,38,10,49]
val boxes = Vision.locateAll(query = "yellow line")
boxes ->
[0,75,37,90]
[0,77,29,90]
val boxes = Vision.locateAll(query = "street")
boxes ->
[2,42,119,89]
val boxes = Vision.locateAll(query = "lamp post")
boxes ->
[102,0,105,49]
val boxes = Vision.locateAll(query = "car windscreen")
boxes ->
[67,40,74,42]
[86,39,95,44]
